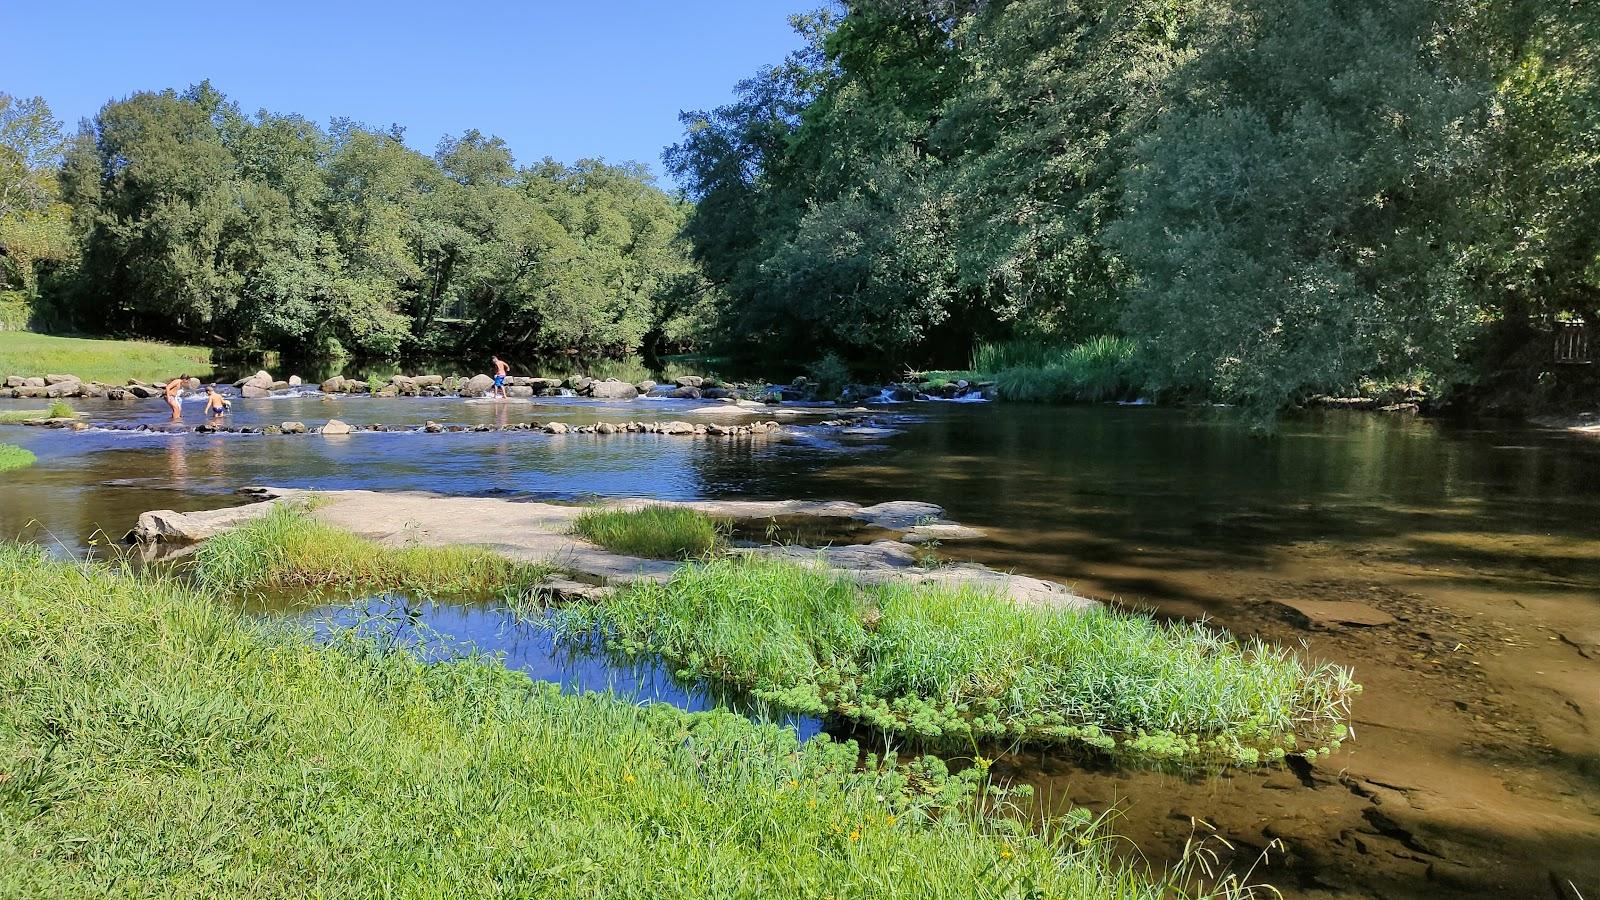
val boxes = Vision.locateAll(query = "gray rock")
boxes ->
[635,380,657,393]
[23,376,45,387]
[596,422,617,434]
[45,373,79,385]
[507,385,534,398]
[669,386,702,399]
[659,421,695,435]
[320,377,348,393]
[241,385,271,399]
[132,503,279,543]
[288,375,302,387]
[321,419,353,435]
[280,421,307,434]
[588,379,639,400]
[128,384,158,399]
[3,376,23,388]
[463,373,495,396]
[674,376,704,388]
[543,422,569,434]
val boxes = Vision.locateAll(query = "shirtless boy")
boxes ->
[492,355,510,399]
[203,385,231,416]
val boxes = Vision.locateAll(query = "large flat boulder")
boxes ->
[588,379,639,400]
[132,503,279,543]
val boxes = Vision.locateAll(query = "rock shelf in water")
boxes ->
[130,487,1096,611]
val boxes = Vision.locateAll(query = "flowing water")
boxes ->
[2,391,1597,899]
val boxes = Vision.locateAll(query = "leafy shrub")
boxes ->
[0,443,37,472]
[805,352,851,400]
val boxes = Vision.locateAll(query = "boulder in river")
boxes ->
[45,373,79,385]
[669,386,702,399]
[128,384,158,398]
[241,385,271,398]
[280,421,307,434]
[23,376,45,387]
[588,379,638,400]
[507,385,534,398]
[635,380,656,393]
[319,377,347,393]
[321,419,353,435]
[674,376,704,388]
[463,373,495,396]
[288,375,302,387]
[543,422,569,434]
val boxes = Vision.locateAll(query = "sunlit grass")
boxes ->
[0,443,36,472]
[0,331,212,383]
[0,542,1261,899]
[0,400,73,424]
[573,505,725,559]
[551,556,1358,764]
[193,503,550,597]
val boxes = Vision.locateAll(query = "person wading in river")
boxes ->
[203,384,231,417]
[492,355,510,400]
[163,375,190,420]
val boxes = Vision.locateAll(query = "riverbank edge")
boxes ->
[2,542,1241,898]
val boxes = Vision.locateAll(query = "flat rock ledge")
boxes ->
[132,488,1092,611]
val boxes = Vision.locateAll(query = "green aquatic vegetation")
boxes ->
[0,401,71,424]
[0,443,37,471]
[0,542,1260,899]
[572,504,725,559]
[550,557,1358,765]
[193,503,549,597]
[990,336,1142,403]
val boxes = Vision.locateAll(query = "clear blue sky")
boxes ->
[0,0,808,184]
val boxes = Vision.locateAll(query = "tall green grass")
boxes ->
[194,504,550,596]
[0,542,1258,898]
[551,557,1357,765]
[573,505,725,559]
[985,336,1143,403]
[0,331,212,383]
[0,443,36,472]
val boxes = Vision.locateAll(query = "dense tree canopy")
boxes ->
[15,83,701,359]
[668,0,1600,409]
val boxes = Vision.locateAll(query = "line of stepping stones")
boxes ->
[19,417,793,437]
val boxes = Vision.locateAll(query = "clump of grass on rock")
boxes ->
[573,504,725,559]
[0,542,1258,899]
[550,556,1358,765]
[195,503,549,596]
[0,443,36,472]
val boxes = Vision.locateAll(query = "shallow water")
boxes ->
[3,393,1598,898]
[279,592,822,739]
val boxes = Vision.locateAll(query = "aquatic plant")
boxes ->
[550,556,1358,765]
[193,503,549,597]
[990,336,1142,403]
[0,443,37,472]
[0,542,1262,899]
[572,504,725,559]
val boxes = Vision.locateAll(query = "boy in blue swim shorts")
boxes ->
[492,355,509,399]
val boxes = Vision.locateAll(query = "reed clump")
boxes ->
[0,542,1259,899]
[550,556,1358,765]
[572,504,725,559]
[193,503,549,596]
[0,443,36,472]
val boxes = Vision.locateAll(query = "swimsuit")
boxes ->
[494,374,506,387]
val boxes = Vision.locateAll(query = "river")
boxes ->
[2,391,1597,899]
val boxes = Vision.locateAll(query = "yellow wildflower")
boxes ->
[848,827,861,842]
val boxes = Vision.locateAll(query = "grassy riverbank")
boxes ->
[573,505,725,558]
[193,504,550,597]
[0,332,212,383]
[0,543,1254,898]
[0,443,36,472]
[550,557,1357,765]
[921,337,1144,404]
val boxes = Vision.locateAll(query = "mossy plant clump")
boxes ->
[572,504,725,559]
[0,443,37,472]
[549,557,1358,766]
[193,503,550,597]
[0,542,1256,898]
